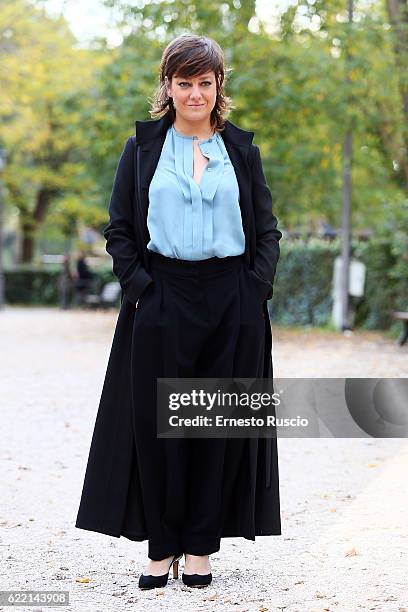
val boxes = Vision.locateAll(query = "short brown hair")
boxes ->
[149,34,234,132]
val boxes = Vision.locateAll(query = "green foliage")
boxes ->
[0,0,108,260]
[95,0,406,234]
[353,199,408,328]
[270,239,338,326]
[1,0,407,295]
[269,236,407,330]
[4,265,114,305]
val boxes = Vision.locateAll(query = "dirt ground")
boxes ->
[0,306,407,612]
[273,325,407,377]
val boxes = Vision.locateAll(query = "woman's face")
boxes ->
[166,70,217,123]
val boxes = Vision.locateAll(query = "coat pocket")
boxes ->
[246,268,271,303]
[135,280,155,309]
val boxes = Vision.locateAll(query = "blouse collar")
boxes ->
[171,124,216,144]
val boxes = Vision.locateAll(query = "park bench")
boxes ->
[392,311,408,346]
[84,281,121,309]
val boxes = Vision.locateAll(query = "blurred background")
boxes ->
[1,5,407,609]
[0,0,407,339]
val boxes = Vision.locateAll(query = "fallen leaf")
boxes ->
[345,547,359,556]
[76,577,90,583]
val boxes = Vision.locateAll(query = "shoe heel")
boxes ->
[173,559,179,580]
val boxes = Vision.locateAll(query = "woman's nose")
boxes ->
[190,86,203,99]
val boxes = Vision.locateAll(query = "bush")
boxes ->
[269,233,407,330]
[4,264,115,305]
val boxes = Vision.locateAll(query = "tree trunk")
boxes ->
[19,188,51,263]
[20,222,36,263]
[387,0,408,190]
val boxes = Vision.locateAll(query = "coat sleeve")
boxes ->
[249,144,282,301]
[103,137,153,306]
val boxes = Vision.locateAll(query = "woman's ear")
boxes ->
[164,75,171,98]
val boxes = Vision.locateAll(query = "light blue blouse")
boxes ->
[146,124,245,260]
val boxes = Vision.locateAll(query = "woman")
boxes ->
[75,33,282,590]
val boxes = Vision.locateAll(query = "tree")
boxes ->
[386,0,408,189]
[0,0,107,262]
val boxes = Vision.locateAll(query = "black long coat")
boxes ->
[75,110,283,541]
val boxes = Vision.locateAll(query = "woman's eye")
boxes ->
[179,81,212,87]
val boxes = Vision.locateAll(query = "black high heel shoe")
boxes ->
[138,552,183,590]
[182,556,212,588]
[182,571,212,588]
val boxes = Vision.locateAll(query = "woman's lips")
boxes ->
[188,104,204,107]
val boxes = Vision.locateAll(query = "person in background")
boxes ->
[58,254,74,309]
[74,251,94,305]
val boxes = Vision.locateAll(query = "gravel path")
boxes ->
[0,307,407,612]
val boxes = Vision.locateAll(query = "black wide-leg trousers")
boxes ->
[130,251,266,560]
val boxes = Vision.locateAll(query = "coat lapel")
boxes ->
[135,111,255,264]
